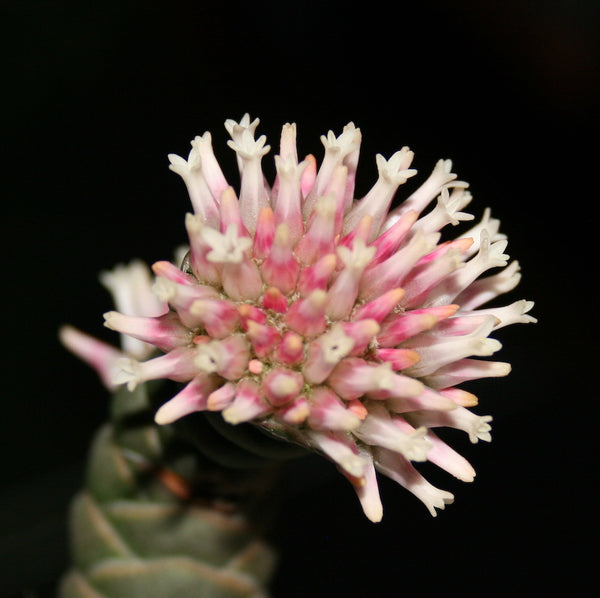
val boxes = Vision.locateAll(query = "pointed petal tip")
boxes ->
[365,506,384,523]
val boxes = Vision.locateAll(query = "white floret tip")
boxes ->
[202,224,252,264]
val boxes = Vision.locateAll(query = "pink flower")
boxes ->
[61,115,535,522]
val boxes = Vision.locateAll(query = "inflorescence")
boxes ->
[61,115,535,521]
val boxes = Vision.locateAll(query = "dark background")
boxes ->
[2,1,597,596]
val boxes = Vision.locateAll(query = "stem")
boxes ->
[58,381,292,598]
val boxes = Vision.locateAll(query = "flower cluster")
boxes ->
[61,115,535,521]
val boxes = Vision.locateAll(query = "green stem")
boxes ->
[59,382,293,598]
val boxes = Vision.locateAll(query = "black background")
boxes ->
[2,1,597,596]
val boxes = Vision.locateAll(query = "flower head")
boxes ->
[61,115,535,522]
